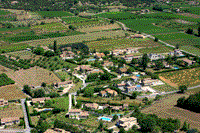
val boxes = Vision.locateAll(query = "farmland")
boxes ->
[86,38,163,51]
[182,7,200,15]
[37,11,73,18]
[62,17,94,24]
[0,85,27,100]
[55,70,71,81]
[6,66,61,88]
[0,102,24,119]
[152,84,178,92]
[18,30,126,47]
[159,67,200,87]
[5,50,36,60]
[154,33,197,41]
[50,97,69,110]
[0,73,15,87]
[141,93,200,130]
[138,46,173,54]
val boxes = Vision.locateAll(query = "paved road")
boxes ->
[0,99,31,133]
[68,93,72,110]
[21,99,31,133]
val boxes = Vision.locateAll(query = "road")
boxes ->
[68,93,72,110]
[0,99,31,133]
[21,99,31,133]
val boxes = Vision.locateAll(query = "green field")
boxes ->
[62,17,93,24]
[139,46,173,54]
[50,97,69,110]
[5,50,35,59]
[55,70,71,81]
[180,45,200,56]
[86,38,163,51]
[154,33,197,41]
[33,22,68,31]
[37,11,73,18]
[0,43,29,53]
[182,7,200,15]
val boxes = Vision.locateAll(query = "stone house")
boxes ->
[1,117,20,126]
[117,117,139,131]
[84,103,99,110]
[67,109,89,120]
[0,99,8,107]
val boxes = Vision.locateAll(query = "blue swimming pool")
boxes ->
[88,58,96,61]
[98,117,112,121]
[136,74,140,77]
[174,67,179,69]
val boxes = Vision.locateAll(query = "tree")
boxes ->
[140,54,150,70]
[41,82,46,88]
[69,25,76,30]
[127,67,135,74]
[36,119,50,133]
[186,27,193,34]
[181,121,190,131]
[198,22,200,37]
[119,127,126,133]
[23,85,32,96]
[154,37,158,42]
[98,121,104,131]
[33,89,45,98]
[131,58,138,64]
[131,91,138,99]
[112,114,118,121]
[154,94,161,101]
[179,85,187,93]
[83,88,94,97]
[155,60,164,70]
[53,40,57,53]
[176,44,179,49]
[44,50,55,57]
[76,100,82,109]
[31,128,38,133]
[110,19,115,24]
[33,47,44,55]
[139,116,157,132]
[177,96,186,107]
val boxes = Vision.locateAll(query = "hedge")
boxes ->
[24,99,35,127]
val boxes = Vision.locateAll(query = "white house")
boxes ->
[117,117,139,131]
[126,85,142,93]
[148,53,165,61]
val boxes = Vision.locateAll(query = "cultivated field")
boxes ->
[17,30,126,46]
[152,84,178,92]
[6,66,61,88]
[50,97,69,110]
[77,23,121,32]
[86,38,162,51]
[0,103,24,119]
[138,46,173,54]
[141,93,200,130]
[4,50,35,59]
[0,85,27,100]
[159,67,200,87]
[182,7,200,15]
[37,11,73,18]
[62,17,93,24]
[0,65,13,74]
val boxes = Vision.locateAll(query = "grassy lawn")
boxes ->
[37,11,73,18]
[159,67,200,87]
[50,96,69,111]
[152,84,178,92]
[86,38,162,51]
[138,46,173,54]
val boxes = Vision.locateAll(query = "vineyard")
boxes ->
[37,11,73,18]
[0,73,15,87]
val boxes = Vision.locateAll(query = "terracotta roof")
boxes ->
[95,53,105,58]
[32,97,51,103]
[117,83,126,86]
[80,111,89,116]
[1,117,20,123]
[182,58,193,64]
[90,69,104,74]
[44,128,70,133]
[112,106,122,110]
[119,67,127,73]
[100,90,107,95]
[69,109,82,113]
[85,103,99,109]
[55,80,73,86]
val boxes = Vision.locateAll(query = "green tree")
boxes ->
[176,44,179,49]
[155,60,164,70]
[140,54,150,70]
[132,91,138,99]
[177,96,186,107]
[119,127,126,133]
[110,19,115,24]
[181,121,190,131]
[154,94,161,101]
[139,116,157,132]
[41,82,46,88]
[179,85,187,93]
[44,50,55,57]
[127,67,135,74]
[23,85,32,96]
[131,58,138,64]
[83,88,94,97]
[154,37,158,42]
[53,40,57,54]
[186,27,193,34]
[112,114,118,121]
[36,119,51,133]
[33,89,45,98]
[33,47,44,55]
[69,25,76,30]
[198,22,200,37]
[98,121,104,131]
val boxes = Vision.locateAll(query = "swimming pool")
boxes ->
[88,58,96,61]
[112,114,121,116]
[174,67,179,69]
[98,117,112,122]
[136,74,140,77]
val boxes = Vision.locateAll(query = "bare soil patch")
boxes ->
[159,76,178,87]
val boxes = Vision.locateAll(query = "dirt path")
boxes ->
[141,93,200,130]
